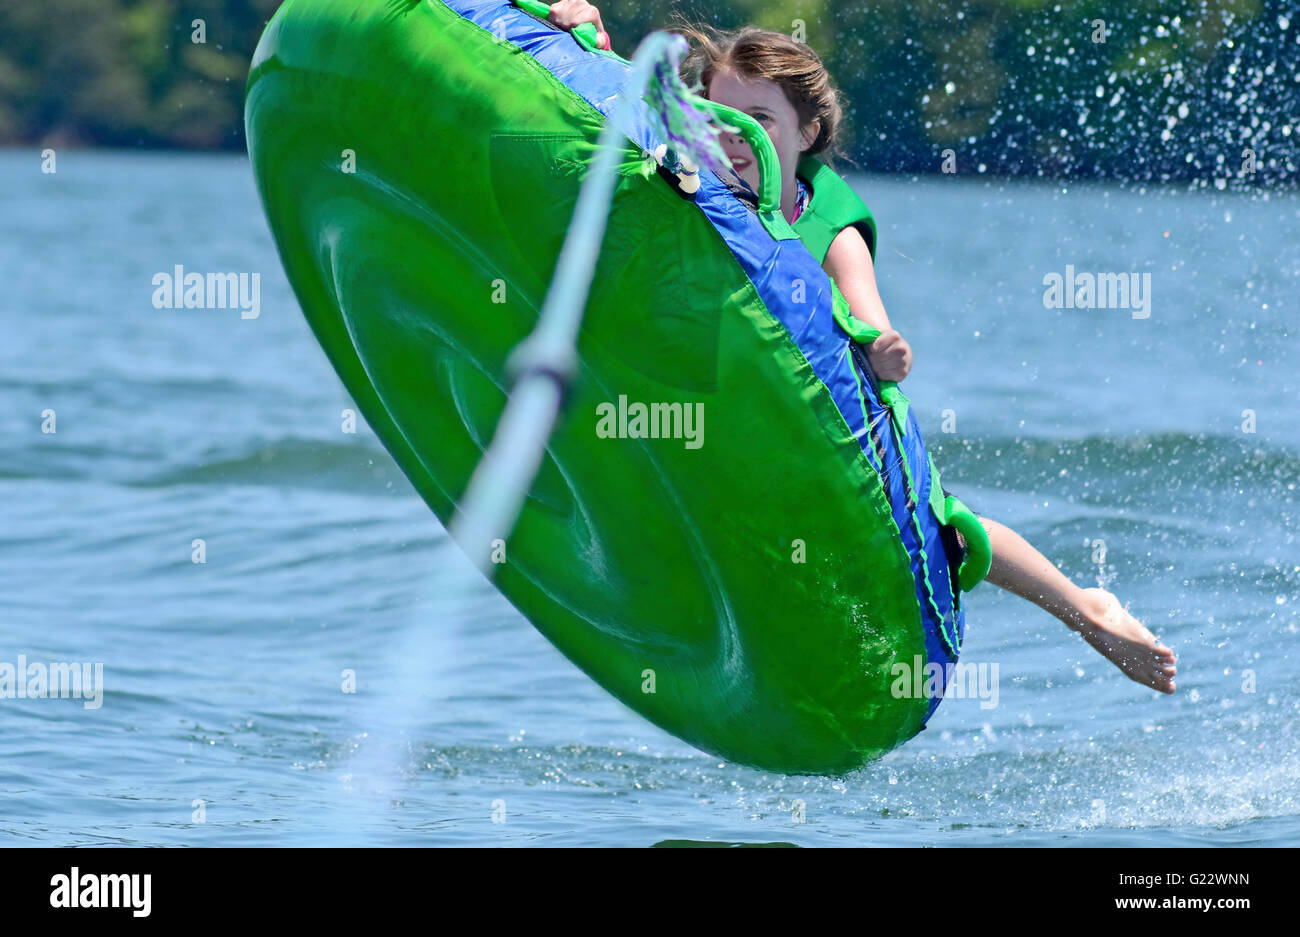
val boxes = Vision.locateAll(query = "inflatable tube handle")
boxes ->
[943,494,992,591]
[830,278,910,434]
[685,100,778,213]
[684,98,797,242]
[514,1,606,54]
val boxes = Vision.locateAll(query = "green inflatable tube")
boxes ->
[246,0,980,774]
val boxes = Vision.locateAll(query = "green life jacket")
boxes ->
[791,153,877,265]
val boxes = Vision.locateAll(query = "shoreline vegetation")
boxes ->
[3,0,1295,186]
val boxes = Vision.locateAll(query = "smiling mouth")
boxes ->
[730,157,752,170]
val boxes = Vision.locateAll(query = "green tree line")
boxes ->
[1,0,1294,184]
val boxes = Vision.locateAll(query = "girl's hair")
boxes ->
[664,16,851,170]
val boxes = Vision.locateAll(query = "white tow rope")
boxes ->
[447,30,722,576]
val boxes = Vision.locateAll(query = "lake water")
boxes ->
[1,149,1297,846]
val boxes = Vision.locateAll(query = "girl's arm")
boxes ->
[824,226,889,330]
[546,0,610,51]
[824,226,913,382]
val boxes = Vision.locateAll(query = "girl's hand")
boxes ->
[867,329,912,382]
[547,0,609,50]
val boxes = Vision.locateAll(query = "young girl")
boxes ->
[548,2,1177,695]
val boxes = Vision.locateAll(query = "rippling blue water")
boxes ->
[2,150,1297,846]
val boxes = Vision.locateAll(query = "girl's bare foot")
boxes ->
[980,518,1177,694]
[1073,588,1177,694]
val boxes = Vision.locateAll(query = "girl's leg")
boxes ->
[978,517,1177,694]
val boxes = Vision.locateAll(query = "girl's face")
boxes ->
[708,68,819,194]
